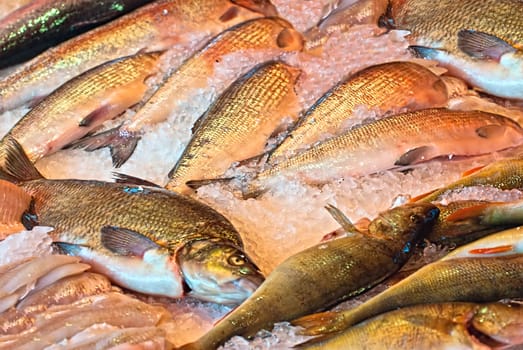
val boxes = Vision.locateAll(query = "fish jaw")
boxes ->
[471,303,523,347]
[56,243,184,298]
[178,240,264,305]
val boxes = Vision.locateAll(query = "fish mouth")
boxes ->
[186,273,263,305]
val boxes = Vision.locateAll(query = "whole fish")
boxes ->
[292,229,523,337]
[268,61,449,161]
[245,108,523,198]
[177,202,439,350]
[164,61,301,194]
[75,16,304,167]
[0,51,163,165]
[0,0,155,69]
[298,302,523,349]
[0,0,277,113]
[412,158,523,203]
[0,138,263,305]
[387,0,523,100]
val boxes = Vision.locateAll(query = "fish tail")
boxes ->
[71,125,140,168]
[0,179,33,238]
[0,137,44,183]
[291,310,347,336]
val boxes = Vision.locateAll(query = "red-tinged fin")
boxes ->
[324,204,360,234]
[291,311,343,336]
[446,203,499,222]
[78,105,112,127]
[100,226,161,257]
[457,30,516,61]
[409,189,439,203]
[112,172,161,188]
[230,0,279,17]
[409,45,446,59]
[461,165,486,177]
[277,28,304,51]
[476,124,507,139]
[395,146,434,166]
[0,180,32,239]
[0,137,44,183]
[219,6,239,22]
[469,245,514,255]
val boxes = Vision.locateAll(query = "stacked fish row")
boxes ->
[0,0,522,349]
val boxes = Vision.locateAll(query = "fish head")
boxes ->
[471,302,523,347]
[230,0,279,17]
[177,239,264,305]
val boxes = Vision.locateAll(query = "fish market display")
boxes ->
[0,0,155,69]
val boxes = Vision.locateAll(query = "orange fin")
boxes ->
[410,189,438,203]
[446,204,491,222]
[0,180,32,239]
[461,165,486,177]
[291,311,344,336]
[469,245,514,255]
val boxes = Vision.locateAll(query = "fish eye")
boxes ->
[409,214,422,224]
[228,254,246,266]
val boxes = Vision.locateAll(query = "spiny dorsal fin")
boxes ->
[112,172,161,188]
[324,204,360,233]
[0,137,44,183]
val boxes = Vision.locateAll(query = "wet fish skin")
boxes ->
[177,203,439,349]
[165,61,301,194]
[0,51,163,165]
[269,61,449,161]
[0,0,155,69]
[0,0,273,113]
[471,302,523,346]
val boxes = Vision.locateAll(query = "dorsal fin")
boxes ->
[0,137,44,183]
[112,172,161,188]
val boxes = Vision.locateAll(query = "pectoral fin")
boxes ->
[445,203,492,222]
[395,146,435,166]
[469,245,515,255]
[476,124,507,138]
[219,6,239,22]
[100,226,161,257]
[457,30,516,60]
[409,46,447,59]
[461,165,486,177]
[79,105,112,127]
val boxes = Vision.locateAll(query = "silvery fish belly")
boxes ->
[388,0,523,100]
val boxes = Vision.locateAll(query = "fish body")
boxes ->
[0,0,155,69]
[0,51,162,164]
[269,61,448,161]
[165,61,301,194]
[178,203,439,349]
[248,108,523,197]
[0,0,276,113]
[388,0,523,99]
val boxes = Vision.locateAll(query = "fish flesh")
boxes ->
[0,0,277,113]
[0,0,155,69]
[387,0,523,99]
[245,108,523,198]
[75,16,304,167]
[177,202,439,349]
[0,51,163,165]
[165,61,301,194]
[268,61,449,161]
[0,138,263,305]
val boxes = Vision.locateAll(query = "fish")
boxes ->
[297,302,523,349]
[74,16,304,167]
[387,0,523,100]
[163,61,301,194]
[292,229,523,338]
[245,108,523,198]
[268,61,449,161]
[0,138,264,305]
[0,0,277,113]
[0,0,155,69]
[412,158,523,203]
[177,202,439,349]
[0,51,163,165]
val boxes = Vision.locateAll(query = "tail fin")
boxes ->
[0,137,44,183]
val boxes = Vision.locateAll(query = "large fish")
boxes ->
[177,203,439,349]
[0,51,163,165]
[245,108,523,198]
[298,302,523,349]
[268,61,449,161]
[164,61,301,194]
[75,16,304,167]
[292,227,523,338]
[0,0,155,69]
[0,138,263,305]
[0,0,277,113]
[387,0,523,100]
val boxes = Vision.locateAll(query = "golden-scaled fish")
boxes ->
[164,61,301,194]
[387,0,523,99]
[75,16,304,167]
[269,61,448,161]
[0,0,154,69]
[178,203,439,350]
[292,228,523,338]
[412,158,523,203]
[246,108,523,198]
[297,302,523,349]
[0,0,277,113]
[0,139,263,305]
[0,51,162,165]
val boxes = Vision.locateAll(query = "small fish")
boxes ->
[0,0,155,69]
[0,51,163,165]
[297,302,523,349]
[387,0,523,99]
[74,16,304,167]
[412,158,523,203]
[163,61,301,194]
[0,0,276,113]
[0,138,263,305]
[246,108,523,198]
[292,230,523,338]
[268,61,449,161]
[177,203,439,349]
